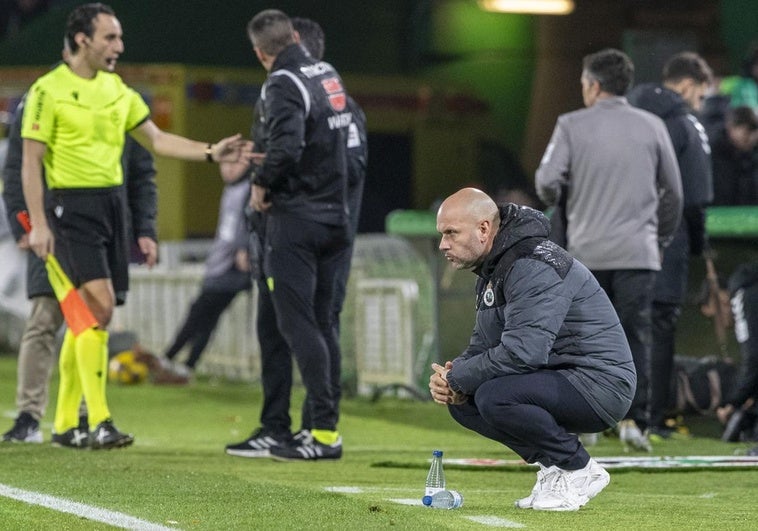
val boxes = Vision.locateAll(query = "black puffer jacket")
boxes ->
[446,204,636,426]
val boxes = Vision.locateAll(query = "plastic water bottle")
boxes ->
[423,450,445,503]
[424,490,464,509]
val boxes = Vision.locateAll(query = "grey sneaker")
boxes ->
[619,419,652,452]
[2,412,43,443]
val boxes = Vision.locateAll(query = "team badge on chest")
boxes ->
[483,282,495,307]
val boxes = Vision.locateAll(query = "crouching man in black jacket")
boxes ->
[430,188,635,511]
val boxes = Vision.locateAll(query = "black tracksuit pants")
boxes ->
[449,371,608,470]
[264,213,350,432]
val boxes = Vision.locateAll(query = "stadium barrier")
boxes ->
[110,235,433,395]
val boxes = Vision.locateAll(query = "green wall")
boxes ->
[720,0,758,72]
[422,1,536,153]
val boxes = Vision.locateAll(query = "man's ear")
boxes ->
[75,32,88,49]
[478,219,491,242]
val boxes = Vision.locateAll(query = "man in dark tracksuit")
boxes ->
[2,93,157,443]
[225,17,367,459]
[430,188,634,511]
[292,16,368,436]
[247,9,351,461]
[627,52,713,438]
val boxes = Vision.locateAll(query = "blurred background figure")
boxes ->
[161,171,252,382]
[709,106,758,206]
[719,42,758,111]
[0,0,52,40]
[627,51,714,441]
[699,263,758,449]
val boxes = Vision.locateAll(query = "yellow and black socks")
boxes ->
[311,429,340,446]
[76,328,111,427]
[53,329,81,434]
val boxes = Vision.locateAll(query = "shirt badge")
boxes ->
[483,282,495,307]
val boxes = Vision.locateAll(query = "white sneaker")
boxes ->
[532,472,586,511]
[619,419,652,452]
[514,464,559,509]
[568,458,610,500]
[532,459,610,511]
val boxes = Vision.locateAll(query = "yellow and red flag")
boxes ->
[17,211,98,336]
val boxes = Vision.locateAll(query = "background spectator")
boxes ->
[710,106,758,206]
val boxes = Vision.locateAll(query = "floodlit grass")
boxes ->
[1,355,757,530]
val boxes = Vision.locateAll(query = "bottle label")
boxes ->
[429,490,463,509]
[424,487,444,497]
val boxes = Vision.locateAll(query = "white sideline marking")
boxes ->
[326,486,526,528]
[0,483,177,530]
[466,515,526,528]
[388,498,424,506]
[324,486,364,493]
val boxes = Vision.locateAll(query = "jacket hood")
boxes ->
[627,83,688,121]
[729,262,758,293]
[478,203,550,277]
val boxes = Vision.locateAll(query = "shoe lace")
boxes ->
[549,473,585,505]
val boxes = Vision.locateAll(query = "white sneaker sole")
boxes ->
[225,448,271,458]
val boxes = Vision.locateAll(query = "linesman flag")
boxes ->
[17,211,99,336]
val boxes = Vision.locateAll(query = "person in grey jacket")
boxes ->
[162,173,252,377]
[535,48,682,452]
[430,188,635,512]
[627,52,714,439]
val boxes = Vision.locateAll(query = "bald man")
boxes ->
[429,188,635,511]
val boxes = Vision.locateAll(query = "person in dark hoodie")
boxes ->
[627,52,714,440]
[429,188,635,511]
[709,106,758,206]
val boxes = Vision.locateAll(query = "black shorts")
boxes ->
[47,187,129,297]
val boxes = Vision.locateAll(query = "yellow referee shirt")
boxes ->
[21,63,150,189]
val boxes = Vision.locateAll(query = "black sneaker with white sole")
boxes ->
[2,412,43,443]
[292,429,313,445]
[90,420,134,450]
[52,427,90,449]
[225,428,290,458]
[270,436,342,461]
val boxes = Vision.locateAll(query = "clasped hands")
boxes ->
[429,361,467,405]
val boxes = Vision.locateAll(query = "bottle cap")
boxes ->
[422,495,432,506]
[432,450,443,457]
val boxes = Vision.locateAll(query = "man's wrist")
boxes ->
[205,143,214,163]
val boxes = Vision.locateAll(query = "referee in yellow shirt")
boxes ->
[21,2,252,449]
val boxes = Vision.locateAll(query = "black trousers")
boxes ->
[592,269,656,430]
[164,289,241,369]
[256,277,292,437]
[449,371,608,470]
[649,302,681,428]
[264,213,350,431]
